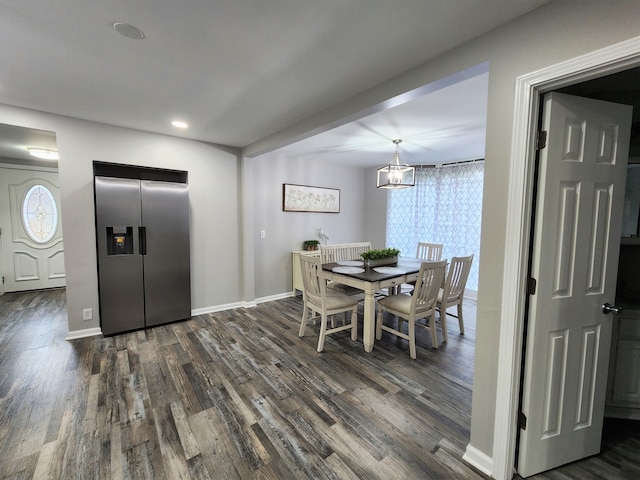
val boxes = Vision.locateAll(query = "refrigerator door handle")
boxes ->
[139,226,147,255]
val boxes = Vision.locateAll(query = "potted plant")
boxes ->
[360,248,401,268]
[303,239,320,251]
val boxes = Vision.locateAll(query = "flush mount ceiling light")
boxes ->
[376,139,416,189]
[113,22,145,40]
[27,148,59,160]
[171,121,189,129]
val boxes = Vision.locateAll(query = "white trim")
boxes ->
[191,301,256,316]
[65,294,294,339]
[65,327,102,340]
[463,444,493,477]
[492,35,640,480]
[0,162,59,173]
[256,291,295,304]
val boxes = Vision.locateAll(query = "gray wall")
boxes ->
[251,152,368,299]
[0,104,242,334]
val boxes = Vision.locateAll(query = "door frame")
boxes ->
[492,36,640,480]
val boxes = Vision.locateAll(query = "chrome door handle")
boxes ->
[602,303,623,316]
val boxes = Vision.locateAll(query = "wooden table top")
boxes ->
[321,256,422,282]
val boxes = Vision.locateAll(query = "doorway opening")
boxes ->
[492,37,640,480]
[0,123,64,294]
[515,89,636,478]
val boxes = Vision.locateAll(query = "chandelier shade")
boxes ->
[376,139,415,189]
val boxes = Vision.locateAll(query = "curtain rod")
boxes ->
[416,158,484,169]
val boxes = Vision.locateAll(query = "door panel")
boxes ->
[94,176,145,335]
[141,180,191,327]
[0,167,64,291]
[517,93,632,477]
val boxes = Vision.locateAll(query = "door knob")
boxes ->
[602,303,623,316]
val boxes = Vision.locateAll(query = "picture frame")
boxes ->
[283,183,340,213]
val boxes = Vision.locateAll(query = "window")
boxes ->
[387,160,484,291]
[22,184,58,243]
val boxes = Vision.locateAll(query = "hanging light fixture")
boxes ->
[376,139,415,189]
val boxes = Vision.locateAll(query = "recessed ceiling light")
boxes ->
[28,148,59,160]
[113,22,145,40]
[171,121,189,129]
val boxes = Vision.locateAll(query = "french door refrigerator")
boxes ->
[94,175,191,335]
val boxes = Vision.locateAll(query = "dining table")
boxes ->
[322,256,423,353]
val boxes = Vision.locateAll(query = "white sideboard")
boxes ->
[292,250,321,294]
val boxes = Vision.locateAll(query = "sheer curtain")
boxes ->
[386,160,484,291]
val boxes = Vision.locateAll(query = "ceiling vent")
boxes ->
[113,22,145,40]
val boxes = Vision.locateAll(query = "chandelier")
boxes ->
[376,139,415,189]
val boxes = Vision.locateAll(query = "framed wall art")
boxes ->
[283,184,340,213]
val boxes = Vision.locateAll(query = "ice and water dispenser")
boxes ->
[105,226,134,255]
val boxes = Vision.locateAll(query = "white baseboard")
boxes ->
[256,291,295,304]
[463,443,493,477]
[66,327,102,340]
[66,294,295,339]
[192,292,295,314]
[191,300,255,316]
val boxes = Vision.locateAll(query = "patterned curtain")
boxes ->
[386,160,484,291]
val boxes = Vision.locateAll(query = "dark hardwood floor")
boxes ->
[0,288,637,479]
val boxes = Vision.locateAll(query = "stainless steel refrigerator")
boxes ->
[94,175,191,335]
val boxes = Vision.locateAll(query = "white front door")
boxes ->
[517,93,632,477]
[0,166,65,292]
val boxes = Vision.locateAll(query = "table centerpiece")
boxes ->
[360,248,401,268]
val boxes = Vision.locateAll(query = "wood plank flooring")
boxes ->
[0,288,637,479]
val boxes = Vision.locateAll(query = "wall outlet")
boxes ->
[260,230,266,239]
[82,308,93,321]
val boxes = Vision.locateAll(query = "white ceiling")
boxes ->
[0,0,549,164]
[268,71,489,167]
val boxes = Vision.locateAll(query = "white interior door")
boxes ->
[517,93,632,477]
[0,166,65,292]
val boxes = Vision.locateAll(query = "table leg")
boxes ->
[362,287,377,352]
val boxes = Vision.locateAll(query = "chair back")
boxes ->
[320,242,371,263]
[416,242,443,261]
[443,254,474,302]
[299,254,327,306]
[412,260,447,311]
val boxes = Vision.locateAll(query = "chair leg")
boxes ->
[428,315,439,349]
[376,306,383,340]
[408,318,417,359]
[457,302,465,334]
[350,308,357,341]
[317,313,328,352]
[299,300,309,337]
[440,309,448,344]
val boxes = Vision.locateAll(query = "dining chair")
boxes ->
[320,242,370,296]
[298,254,358,352]
[416,242,443,261]
[320,242,371,263]
[395,241,444,294]
[437,254,474,335]
[376,260,447,358]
